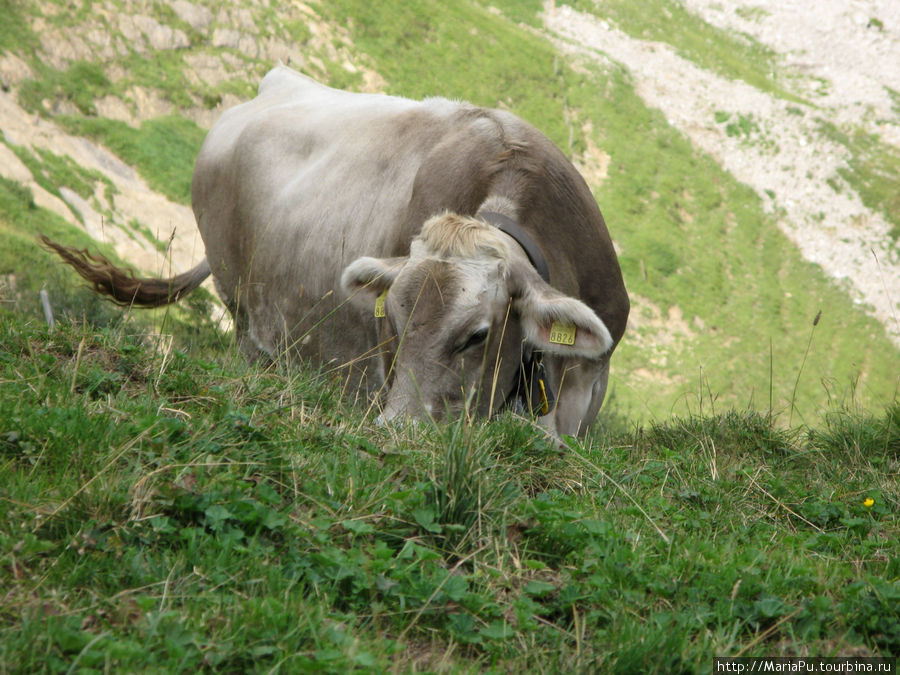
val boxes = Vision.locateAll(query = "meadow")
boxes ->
[1,0,898,671]
[1,314,897,671]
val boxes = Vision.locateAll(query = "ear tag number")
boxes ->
[374,289,388,318]
[549,321,576,346]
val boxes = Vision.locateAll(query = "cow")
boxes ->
[43,64,629,438]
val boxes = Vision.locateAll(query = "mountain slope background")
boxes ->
[1,0,898,422]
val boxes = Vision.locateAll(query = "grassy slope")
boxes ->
[819,120,900,242]
[563,0,900,276]
[1,320,897,671]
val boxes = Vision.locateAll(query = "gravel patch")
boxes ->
[681,0,900,147]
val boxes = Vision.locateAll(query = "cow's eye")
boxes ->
[454,327,489,354]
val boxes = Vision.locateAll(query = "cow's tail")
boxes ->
[40,235,211,308]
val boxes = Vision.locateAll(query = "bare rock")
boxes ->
[0,141,37,184]
[0,54,33,89]
[84,28,119,59]
[171,0,214,33]
[126,86,174,120]
[59,187,105,240]
[133,14,190,50]
[185,53,231,88]
[212,27,241,50]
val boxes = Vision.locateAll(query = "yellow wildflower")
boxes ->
[863,497,874,508]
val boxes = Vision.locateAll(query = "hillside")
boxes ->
[1,0,898,420]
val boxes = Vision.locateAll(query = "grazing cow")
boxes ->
[44,65,629,437]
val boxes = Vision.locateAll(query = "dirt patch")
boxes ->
[574,121,610,189]
[627,295,697,347]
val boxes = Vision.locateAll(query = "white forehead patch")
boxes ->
[415,213,512,264]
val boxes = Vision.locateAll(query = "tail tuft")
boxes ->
[40,235,211,308]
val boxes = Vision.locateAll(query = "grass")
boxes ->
[0,0,39,54]
[559,0,807,104]
[4,140,117,206]
[18,60,112,116]
[318,0,591,150]
[818,120,900,242]
[0,317,897,671]
[60,115,206,205]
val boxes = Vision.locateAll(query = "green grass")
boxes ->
[819,120,900,242]
[4,140,117,205]
[888,87,900,118]
[317,0,581,148]
[475,0,544,27]
[0,0,39,53]
[18,60,113,116]
[560,0,807,104]
[0,318,897,671]
[60,115,206,205]
[116,49,200,110]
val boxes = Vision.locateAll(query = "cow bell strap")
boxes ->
[478,211,551,284]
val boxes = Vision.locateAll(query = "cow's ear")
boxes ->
[341,256,406,309]
[511,264,613,358]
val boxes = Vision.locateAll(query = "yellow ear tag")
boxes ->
[373,289,388,318]
[549,321,576,346]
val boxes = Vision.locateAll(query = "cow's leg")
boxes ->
[214,277,270,364]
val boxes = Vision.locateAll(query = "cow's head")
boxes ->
[341,213,613,423]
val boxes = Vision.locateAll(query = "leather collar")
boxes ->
[478,211,551,283]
